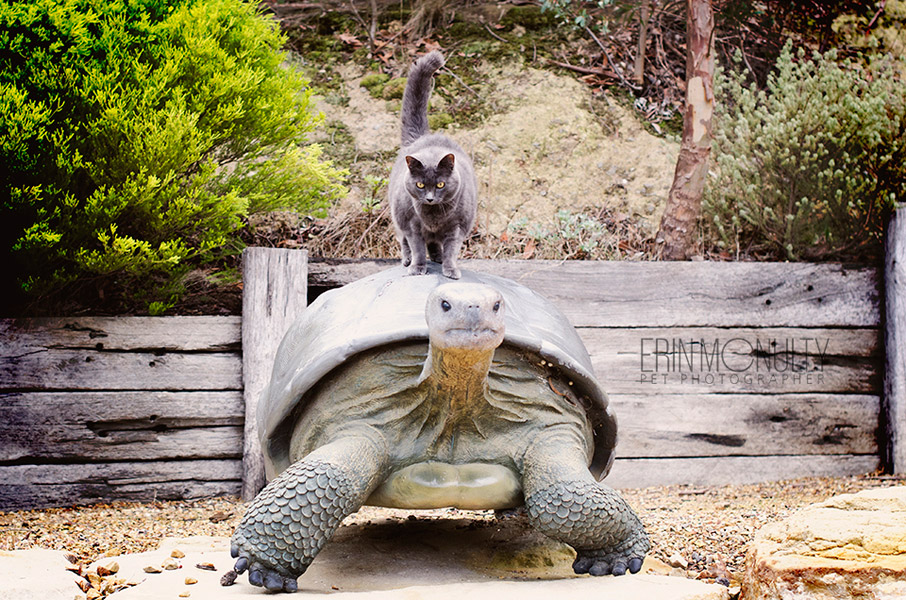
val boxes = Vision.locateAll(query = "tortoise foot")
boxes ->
[229,549,299,592]
[229,457,361,592]
[572,546,645,576]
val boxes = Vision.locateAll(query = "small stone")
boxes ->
[170,549,185,559]
[195,562,216,571]
[86,589,101,600]
[76,578,91,592]
[96,561,119,576]
[667,552,688,569]
[85,571,102,586]
[100,579,117,595]
[220,570,238,586]
[162,557,180,570]
[144,565,162,574]
[185,577,198,585]
[179,593,190,598]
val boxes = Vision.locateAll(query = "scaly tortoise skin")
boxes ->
[231,264,649,592]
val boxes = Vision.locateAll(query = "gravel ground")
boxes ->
[1,474,902,588]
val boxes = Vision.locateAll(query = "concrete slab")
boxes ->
[90,516,729,599]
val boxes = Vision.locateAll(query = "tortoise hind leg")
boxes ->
[521,429,649,576]
[231,434,387,592]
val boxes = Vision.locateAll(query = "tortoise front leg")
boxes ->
[231,433,388,592]
[521,429,649,576]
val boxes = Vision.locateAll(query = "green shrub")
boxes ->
[704,43,905,260]
[0,0,347,314]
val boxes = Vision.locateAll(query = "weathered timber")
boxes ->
[884,204,906,473]
[0,460,242,511]
[611,394,879,458]
[307,258,881,327]
[0,391,243,462]
[0,316,240,353]
[606,454,880,489]
[241,248,308,500]
[579,327,879,395]
[0,349,241,391]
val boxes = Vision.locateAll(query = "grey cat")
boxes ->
[389,50,477,279]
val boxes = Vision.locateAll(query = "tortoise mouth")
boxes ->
[435,326,504,350]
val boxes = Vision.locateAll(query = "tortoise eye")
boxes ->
[493,301,501,312]
[416,182,425,189]
[441,300,451,312]
[436,182,445,189]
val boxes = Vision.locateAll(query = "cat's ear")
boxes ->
[437,153,455,173]
[405,156,424,172]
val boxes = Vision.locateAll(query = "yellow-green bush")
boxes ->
[0,0,346,313]
[704,43,905,260]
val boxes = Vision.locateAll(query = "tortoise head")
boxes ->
[426,282,505,352]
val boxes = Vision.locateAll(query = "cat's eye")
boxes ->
[493,301,501,312]
[441,300,451,312]
[416,182,425,189]
[436,182,445,189]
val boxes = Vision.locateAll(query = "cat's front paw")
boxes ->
[442,266,461,279]
[407,264,427,276]
[401,257,411,267]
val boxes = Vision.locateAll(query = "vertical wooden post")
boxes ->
[884,204,906,474]
[241,248,308,500]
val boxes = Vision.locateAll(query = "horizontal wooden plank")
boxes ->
[1,391,243,461]
[581,328,880,394]
[606,454,881,489]
[0,349,242,391]
[0,460,242,510]
[610,394,879,457]
[307,258,880,327]
[0,316,241,353]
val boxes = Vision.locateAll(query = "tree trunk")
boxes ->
[655,0,714,260]
[633,0,651,85]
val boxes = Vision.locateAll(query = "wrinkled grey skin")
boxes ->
[389,50,477,279]
[230,266,649,592]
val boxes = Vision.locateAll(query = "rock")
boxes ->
[161,557,180,570]
[668,552,689,569]
[97,561,119,576]
[171,549,186,559]
[185,577,198,585]
[195,562,216,571]
[143,565,162,574]
[744,486,906,600]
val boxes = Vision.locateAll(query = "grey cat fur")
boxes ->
[389,50,478,279]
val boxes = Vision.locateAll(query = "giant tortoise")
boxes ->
[230,263,649,592]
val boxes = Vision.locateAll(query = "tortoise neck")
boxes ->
[422,343,495,397]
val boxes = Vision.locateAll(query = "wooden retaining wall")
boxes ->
[3,216,904,509]
[0,317,244,509]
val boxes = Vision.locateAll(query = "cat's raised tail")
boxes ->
[400,50,445,147]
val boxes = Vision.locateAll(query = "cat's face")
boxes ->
[405,153,458,205]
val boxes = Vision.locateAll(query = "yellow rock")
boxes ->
[185,577,198,585]
[171,549,186,559]
[744,486,906,600]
